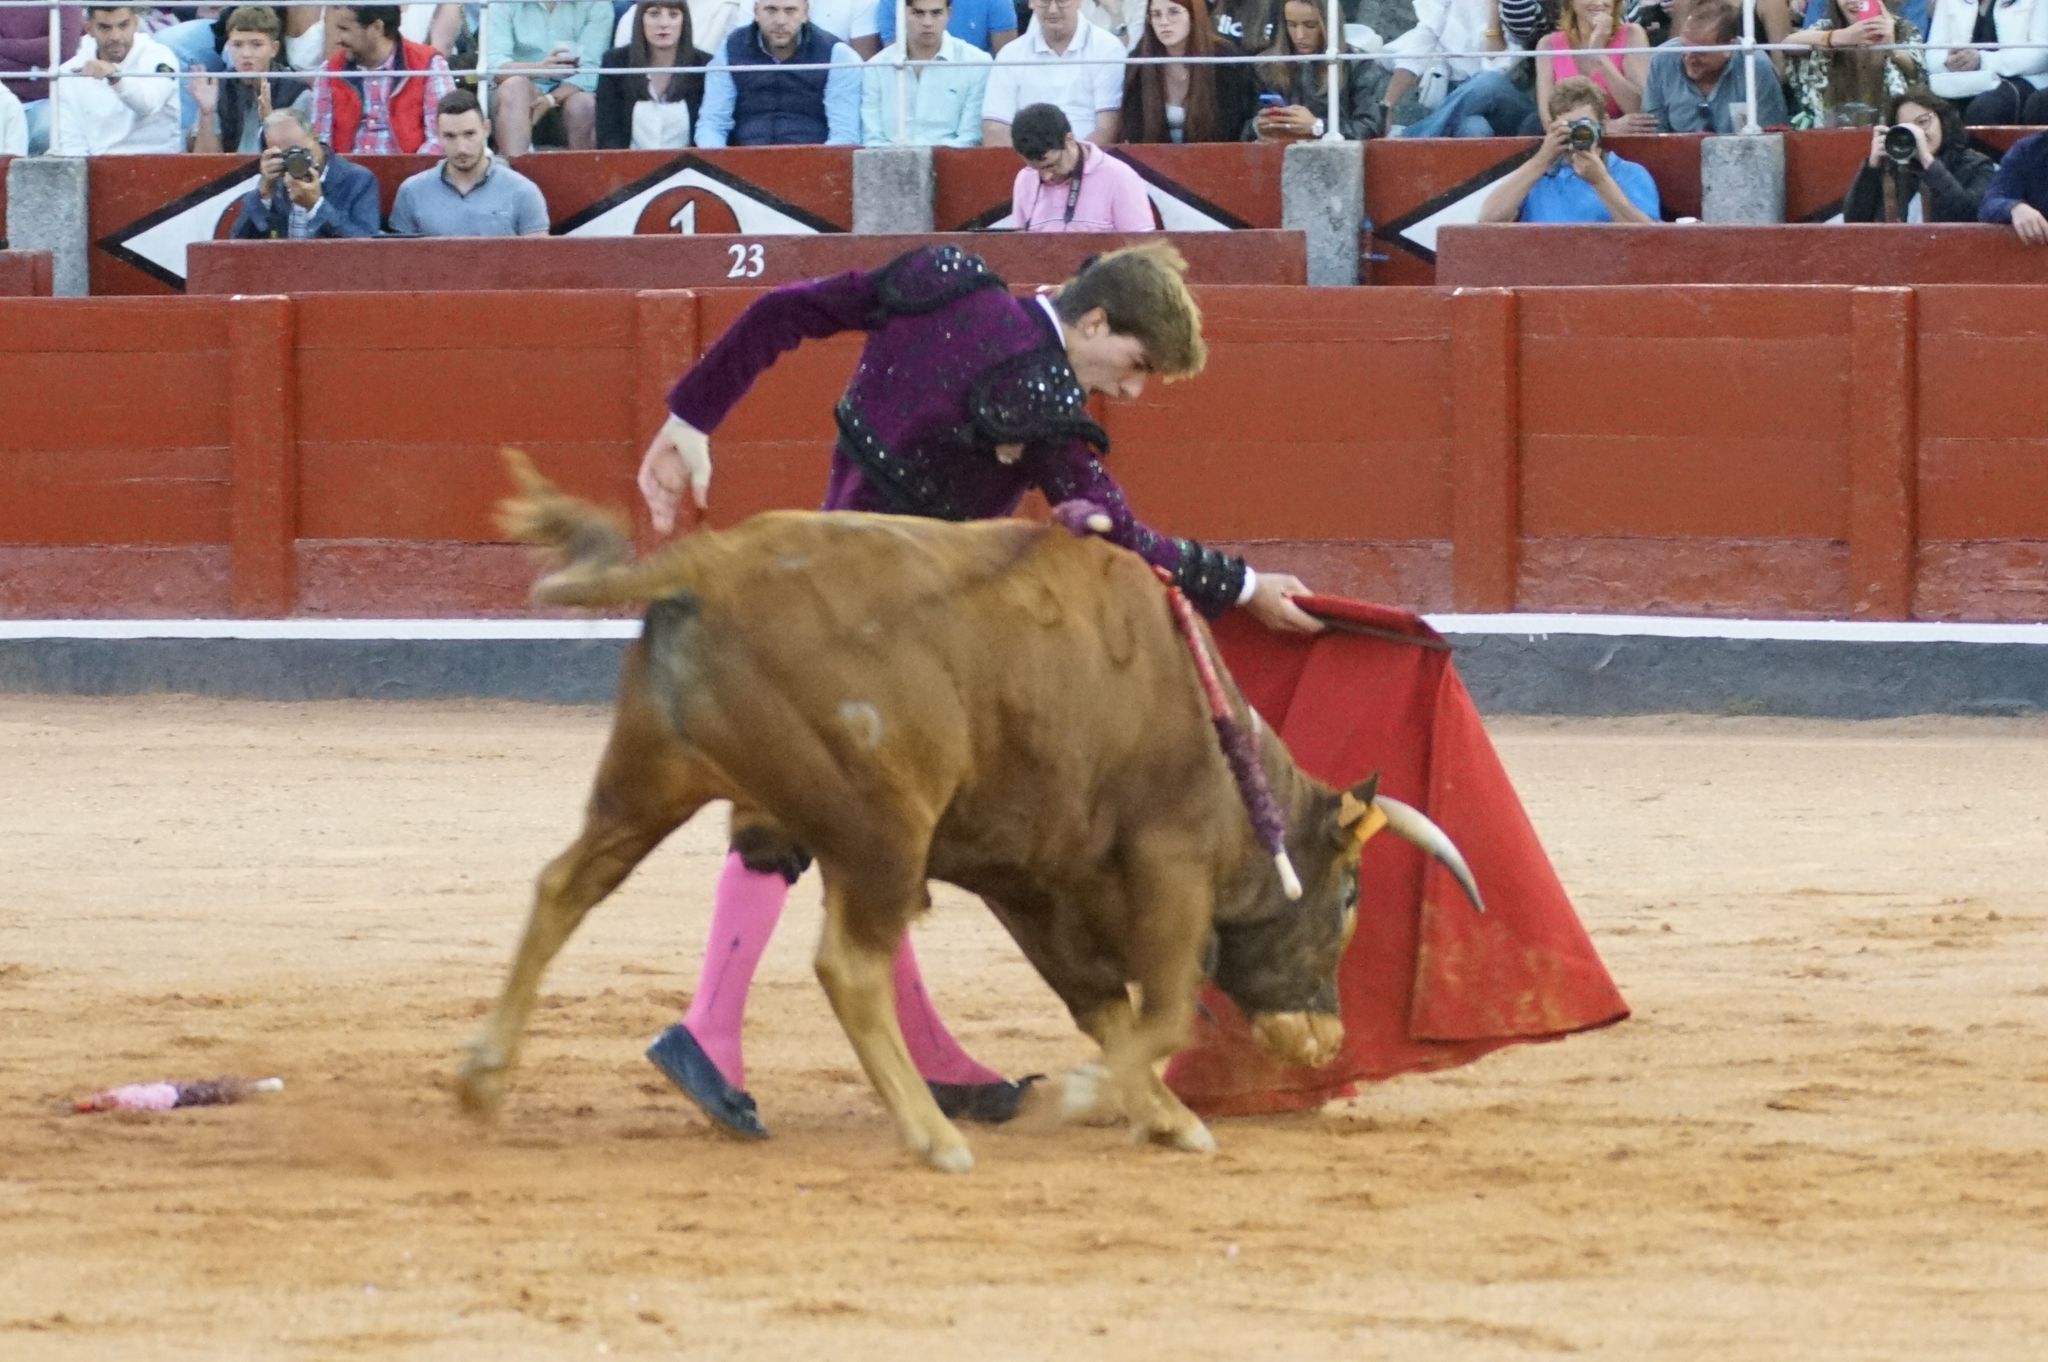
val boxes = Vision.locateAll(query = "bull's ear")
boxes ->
[1334,773,1388,850]
[1331,773,1384,849]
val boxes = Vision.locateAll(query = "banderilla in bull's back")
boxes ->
[457,450,1482,1173]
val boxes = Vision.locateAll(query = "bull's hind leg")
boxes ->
[458,654,711,1117]
[814,862,975,1173]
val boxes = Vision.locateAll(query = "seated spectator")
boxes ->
[1249,0,1391,139]
[862,0,992,146]
[1008,100,1154,229]
[1535,0,1655,133]
[982,0,1127,145]
[1384,0,1538,138]
[52,6,181,155]
[1478,75,1659,221]
[0,76,22,156]
[1980,125,2048,240]
[1644,0,1792,131]
[1843,87,1995,219]
[390,89,551,236]
[157,6,326,140]
[696,0,862,145]
[191,8,310,154]
[1120,0,1255,143]
[486,0,612,153]
[876,0,1018,52]
[230,107,382,238]
[1779,0,1923,129]
[597,1,709,148]
[0,3,83,154]
[314,6,456,155]
[1923,0,2048,125]
[402,4,472,57]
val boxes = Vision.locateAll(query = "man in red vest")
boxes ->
[311,4,455,155]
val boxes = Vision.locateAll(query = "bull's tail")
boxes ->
[496,448,697,609]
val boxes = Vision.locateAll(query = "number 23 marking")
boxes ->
[726,243,765,278]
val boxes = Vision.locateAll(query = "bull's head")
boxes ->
[1211,774,1483,1071]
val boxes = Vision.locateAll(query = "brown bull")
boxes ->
[458,453,1479,1172]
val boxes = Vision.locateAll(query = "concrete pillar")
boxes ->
[6,156,91,296]
[1701,133,1787,225]
[852,146,935,235]
[1280,139,1365,287]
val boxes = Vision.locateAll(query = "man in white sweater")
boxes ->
[52,6,181,155]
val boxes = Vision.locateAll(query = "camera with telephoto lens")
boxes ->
[1565,118,1602,154]
[281,146,316,181]
[1883,123,1920,166]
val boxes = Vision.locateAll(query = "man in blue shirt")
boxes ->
[1644,0,1789,134]
[875,0,1016,51]
[862,0,992,145]
[697,0,863,145]
[1479,77,1661,225]
[1979,129,2048,245]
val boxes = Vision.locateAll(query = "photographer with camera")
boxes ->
[1478,76,1659,223]
[230,107,382,240]
[1843,88,1994,222]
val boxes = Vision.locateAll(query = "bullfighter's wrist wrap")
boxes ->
[1172,540,1250,617]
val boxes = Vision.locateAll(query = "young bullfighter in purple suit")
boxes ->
[635,242,1324,1138]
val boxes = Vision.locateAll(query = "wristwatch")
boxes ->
[1312,116,1326,137]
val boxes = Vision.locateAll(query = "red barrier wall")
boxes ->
[184,231,1307,294]
[83,138,1726,294]
[7,282,2045,621]
[0,249,53,296]
[1436,224,2048,286]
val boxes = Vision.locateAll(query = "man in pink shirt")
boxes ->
[1008,102,1156,233]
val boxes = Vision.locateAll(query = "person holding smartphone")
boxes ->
[1246,0,1389,140]
[1777,0,1925,127]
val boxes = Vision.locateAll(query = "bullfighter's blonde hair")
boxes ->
[1054,242,1207,381]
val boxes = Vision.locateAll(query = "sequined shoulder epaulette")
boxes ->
[873,245,1007,317]
[970,348,1108,451]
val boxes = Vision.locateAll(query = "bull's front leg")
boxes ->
[814,868,975,1174]
[1099,851,1217,1155]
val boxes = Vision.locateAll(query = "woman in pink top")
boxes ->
[1535,0,1655,133]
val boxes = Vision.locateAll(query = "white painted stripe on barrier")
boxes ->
[2,616,2047,645]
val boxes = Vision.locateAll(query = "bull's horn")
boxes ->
[1375,796,1485,915]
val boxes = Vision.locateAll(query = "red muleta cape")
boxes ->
[1164,596,1629,1117]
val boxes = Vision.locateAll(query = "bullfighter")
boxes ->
[634,242,1326,1138]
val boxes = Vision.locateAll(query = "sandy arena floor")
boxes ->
[2,697,2045,1360]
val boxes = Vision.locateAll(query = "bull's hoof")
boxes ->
[455,1056,506,1120]
[928,1074,1043,1125]
[922,1141,976,1174]
[646,1024,768,1140]
[1058,1064,1122,1126]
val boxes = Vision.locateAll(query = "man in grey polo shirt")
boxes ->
[1644,0,1789,134]
[390,88,551,237]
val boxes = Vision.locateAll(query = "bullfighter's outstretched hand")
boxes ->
[638,416,713,533]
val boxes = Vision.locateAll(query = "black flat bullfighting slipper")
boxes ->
[927,1074,1046,1124]
[645,1024,768,1141]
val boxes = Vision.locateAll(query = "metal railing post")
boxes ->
[1741,0,1760,133]
[46,1,62,150]
[893,0,908,143]
[1322,0,1341,139]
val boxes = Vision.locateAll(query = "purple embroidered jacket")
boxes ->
[666,245,1247,615]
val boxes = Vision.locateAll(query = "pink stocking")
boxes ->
[893,933,1003,1087]
[679,852,789,1089]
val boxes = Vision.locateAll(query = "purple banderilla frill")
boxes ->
[1050,500,1302,900]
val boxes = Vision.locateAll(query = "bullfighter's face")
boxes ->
[1063,306,1153,400]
